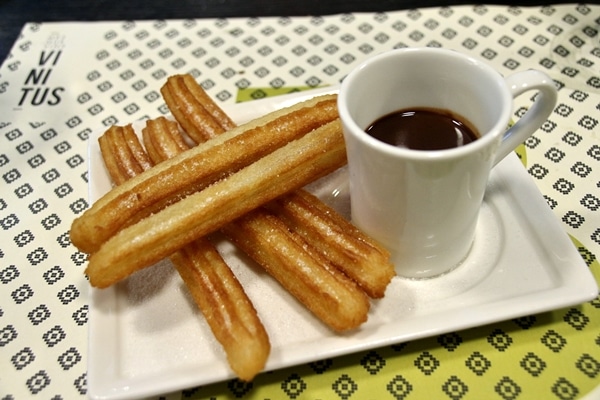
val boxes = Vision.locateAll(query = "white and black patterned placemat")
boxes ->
[0,4,599,399]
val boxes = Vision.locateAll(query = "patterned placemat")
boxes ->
[0,4,598,399]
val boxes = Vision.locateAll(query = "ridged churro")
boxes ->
[170,240,270,380]
[143,112,370,331]
[223,213,370,331]
[267,190,394,299]
[98,125,153,185]
[98,124,270,381]
[141,117,189,162]
[85,118,346,288]
[70,94,339,254]
[161,74,236,142]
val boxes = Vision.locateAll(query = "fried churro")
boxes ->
[141,117,189,162]
[98,125,153,185]
[267,190,395,299]
[70,94,339,254]
[170,240,270,380]
[98,124,270,381]
[85,118,346,288]
[161,74,236,142]
[223,213,370,331]
[142,113,370,331]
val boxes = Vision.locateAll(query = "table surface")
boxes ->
[1,2,599,400]
[0,0,566,62]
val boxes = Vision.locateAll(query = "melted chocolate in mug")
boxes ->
[366,107,479,151]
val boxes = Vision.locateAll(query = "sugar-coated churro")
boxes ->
[85,118,346,288]
[267,190,395,299]
[98,125,153,185]
[70,94,339,254]
[161,74,236,143]
[169,239,270,381]
[223,212,370,331]
[142,117,189,162]
[98,129,127,185]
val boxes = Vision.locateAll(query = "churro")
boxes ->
[267,190,395,298]
[98,125,153,185]
[170,240,270,380]
[85,118,346,288]
[141,117,189,162]
[98,128,127,185]
[70,94,339,254]
[98,124,270,381]
[161,74,236,142]
[223,213,370,331]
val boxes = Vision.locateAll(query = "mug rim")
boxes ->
[338,47,513,161]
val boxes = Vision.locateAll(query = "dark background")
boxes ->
[0,0,595,63]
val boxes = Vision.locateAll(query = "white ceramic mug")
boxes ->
[338,47,557,279]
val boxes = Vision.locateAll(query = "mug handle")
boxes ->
[494,70,557,166]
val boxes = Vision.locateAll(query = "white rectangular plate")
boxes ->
[87,88,598,400]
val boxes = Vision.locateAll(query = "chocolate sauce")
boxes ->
[366,108,479,151]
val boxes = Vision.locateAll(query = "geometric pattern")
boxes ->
[1,4,599,399]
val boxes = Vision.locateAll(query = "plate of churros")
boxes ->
[81,75,598,400]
